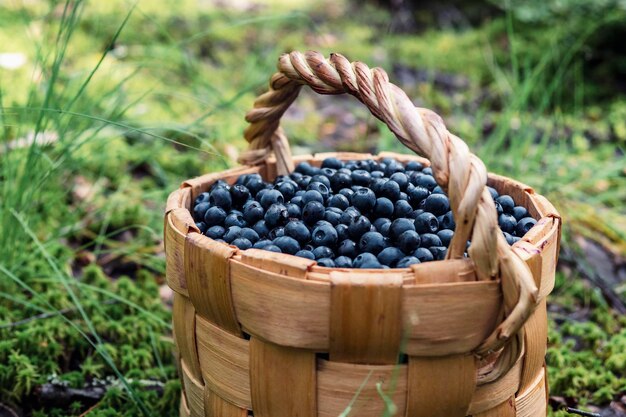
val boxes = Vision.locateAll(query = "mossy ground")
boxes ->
[0,1,624,416]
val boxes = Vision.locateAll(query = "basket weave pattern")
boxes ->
[165,51,561,417]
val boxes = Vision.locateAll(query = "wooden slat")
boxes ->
[329,272,403,364]
[180,392,191,417]
[185,233,241,335]
[205,389,248,417]
[165,212,189,296]
[473,396,517,417]
[249,338,317,417]
[518,300,548,393]
[402,280,501,356]
[468,358,522,415]
[406,354,476,417]
[195,315,251,409]
[241,248,315,278]
[411,258,477,284]
[516,367,547,417]
[173,293,203,382]
[230,259,331,349]
[316,360,407,417]
[181,359,205,417]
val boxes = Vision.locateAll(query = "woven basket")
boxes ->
[165,51,561,417]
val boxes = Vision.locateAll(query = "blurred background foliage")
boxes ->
[0,0,624,416]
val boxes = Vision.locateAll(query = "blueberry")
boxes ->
[413,247,435,262]
[322,157,344,170]
[397,230,421,253]
[370,178,387,196]
[297,175,312,189]
[307,182,330,199]
[422,167,433,176]
[210,180,230,191]
[389,218,416,241]
[295,250,315,260]
[328,194,350,210]
[264,203,289,228]
[429,246,447,260]
[243,201,264,224]
[284,220,311,244]
[353,253,383,269]
[290,195,304,207]
[335,224,349,241]
[498,213,517,234]
[359,231,387,255]
[311,175,331,190]
[407,186,429,207]
[312,246,334,260]
[302,201,325,225]
[295,161,318,176]
[394,200,413,218]
[195,221,207,233]
[373,218,392,237]
[339,207,361,225]
[390,172,409,190]
[351,170,371,186]
[437,229,454,246]
[193,202,210,222]
[319,167,336,178]
[253,220,270,238]
[338,188,354,199]
[397,256,421,268]
[204,206,227,227]
[223,226,242,243]
[432,186,445,194]
[194,192,210,205]
[276,181,296,201]
[406,161,423,171]
[206,225,225,239]
[487,186,499,200]
[272,236,300,255]
[324,207,343,226]
[260,189,284,210]
[516,217,537,236]
[495,201,504,216]
[312,223,339,247]
[496,195,515,214]
[224,213,247,228]
[302,190,324,205]
[384,161,404,177]
[351,188,376,213]
[287,203,301,218]
[371,170,384,179]
[240,228,259,243]
[253,239,273,249]
[348,215,372,239]
[377,247,405,267]
[439,211,456,230]
[412,173,437,191]
[420,194,450,216]
[317,258,335,267]
[512,206,529,221]
[230,185,251,208]
[503,232,518,246]
[268,226,285,240]
[420,233,442,248]
[334,256,353,268]
[379,180,401,201]
[338,239,357,258]
[264,245,282,253]
[373,197,394,218]
[209,187,232,210]
[231,237,252,250]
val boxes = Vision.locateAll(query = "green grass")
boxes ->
[0,0,624,416]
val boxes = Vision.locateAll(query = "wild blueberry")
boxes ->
[373,197,394,218]
[253,239,273,249]
[413,247,434,262]
[390,172,409,190]
[407,186,429,207]
[224,213,247,228]
[353,253,383,269]
[397,230,421,253]
[397,256,421,268]
[487,186,499,200]
[302,190,324,205]
[379,180,401,201]
[348,215,372,239]
[264,245,282,253]
[512,206,529,221]
[337,239,357,258]
[206,225,225,239]
[312,223,338,247]
[429,246,447,260]
[312,246,334,260]
[324,207,343,226]
[231,238,252,250]
[194,191,210,205]
[503,232,518,246]
[498,213,517,234]
[302,201,325,225]
[223,226,242,243]
[253,220,270,238]
[338,188,354,199]
[284,220,310,244]
[317,258,335,267]
[264,203,289,228]
[287,203,301,218]
[377,247,405,267]
[334,256,353,268]
[193,202,211,222]
[420,233,442,248]
[516,217,537,236]
[209,187,232,210]
[389,218,416,241]
[394,200,413,218]
[204,206,227,227]
[496,195,515,214]
[295,249,315,260]
[230,185,251,208]
[413,173,437,191]
[373,218,392,237]
[243,201,264,224]
[307,182,330,199]
[268,226,285,240]
[335,224,349,241]
[195,221,207,233]
[437,229,454,246]
[495,201,503,216]
[240,227,259,243]
[352,188,376,213]
[406,161,423,171]
[432,186,445,194]
[276,181,296,201]
[439,211,456,230]
[272,236,300,255]
[351,170,371,186]
[260,189,284,210]
[328,194,350,210]
[322,157,344,170]
[210,180,229,191]
[339,207,361,225]
[359,231,386,255]
[420,194,450,216]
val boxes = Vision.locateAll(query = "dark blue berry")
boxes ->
[312,246,334,260]
[487,186,499,200]
[204,206,227,227]
[224,213,247,228]
[516,217,537,236]
[359,231,387,255]
[284,220,311,244]
[272,236,300,255]
[230,185,251,207]
[377,247,405,267]
[302,190,324,205]
[243,201,264,224]
[351,170,371,186]
[209,187,232,210]
[503,232,518,246]
[413,173,437,191]
[420,194,450,216]
[439,211,455,230]
[290,195,304,207]
[206,225,225,239]
[373,218,392,237]
[335,224,349,242]
[432,186,445,194]
[253,220,270,238]
[406,161,423,171]
[253,239,273,249]
[348,215,372,239]
[413,247,435,262]
[328,194,350,210]
[231,238,252,250]
[264,245,282,253]
[322,157,343,170]
[312,223,339,247]
[317,258,335,267]
[498,213,517,234]
[260,189,284,210]
[379,180,401,201]
[390,172,409,190]
[338,188,354,199]
[337,239,357,258]
[496,195,515,214]
[210,180,229,191]
[264,203,289,228]
[193,202,210,222]
[240,228,259,243]
[397,230,421,253]
[397,256,420,268]
[295,161,318,176]
[302,201,325,225]
[195,221,207,233]
[334,256,353,268]
[311,174,331,190]
[394,200,413,218]
[353,253,383,269]
[512,206,529,221]
[307,182,330,199]
[287,203,301,218]
[295,250,315,260]
[373,197,394,218]
[194,192,210,205]
[420,233,442,248]
[268,226,285,240]
[340,207,361,225]
[407,186,429,207]
[351,188,376,213]
[389,218,416,241]
[223,226,242,243]
[324,207,343,226]
[437,229,454,246]
[429,246,447,260]
[276,182,296,201]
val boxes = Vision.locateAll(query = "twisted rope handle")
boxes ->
[239,51,538,380]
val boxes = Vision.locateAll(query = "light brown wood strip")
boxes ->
[329,272,403,364]
[406,354,476,417]
[410,258,477,284]
[180,393,191,417]
[173,293,203,382]
[195,315,251,410]
[516,367,547,417]
[249,338,317,417]
[468,358,522,415]
[204,389,248,417]
[185,233,241,335]
[472,396,517,417]
[518,300,548,393]
[241,248,315,278]
[165,212,189,296]
[181,359,205,417]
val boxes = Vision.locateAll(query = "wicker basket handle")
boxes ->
[239,51,538,376]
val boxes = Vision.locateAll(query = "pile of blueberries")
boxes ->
[192,157,537,269]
